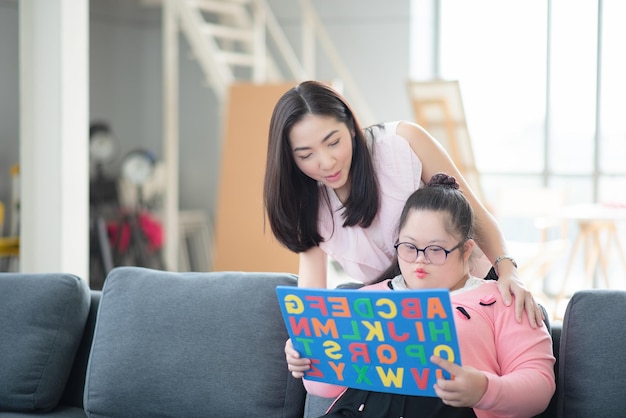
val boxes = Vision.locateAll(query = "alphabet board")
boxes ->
[276,286,461,396]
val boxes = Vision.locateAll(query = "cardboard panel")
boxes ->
[213,82,299,273]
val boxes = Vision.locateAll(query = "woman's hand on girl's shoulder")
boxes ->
[496,270,544,328]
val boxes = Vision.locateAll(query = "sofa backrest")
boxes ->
[60,291,102,410]
[83,267,306,418]
[557,289,626,418]
[0,273,90,413]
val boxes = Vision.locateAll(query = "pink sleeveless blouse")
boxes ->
[317,121,424,284]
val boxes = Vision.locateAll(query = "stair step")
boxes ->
[219,51,255,67]
[202,23,254,43]
[189,0,250,16]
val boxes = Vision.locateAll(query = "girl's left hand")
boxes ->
[431,355,487,408]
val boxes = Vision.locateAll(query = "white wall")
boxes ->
[271,0,413,124]
[88,0,221,214]
[0,0,412,271]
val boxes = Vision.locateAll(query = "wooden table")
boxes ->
[554,204,626,315]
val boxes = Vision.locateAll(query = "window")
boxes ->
[411,0,626,205]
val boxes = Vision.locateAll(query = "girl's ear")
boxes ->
[462,239,476,262]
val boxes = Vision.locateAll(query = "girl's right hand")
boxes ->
[285,338,311,378]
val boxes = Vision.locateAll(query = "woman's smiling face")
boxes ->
[288,113,353,203]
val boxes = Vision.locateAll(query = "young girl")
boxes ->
[286,173,556,418]
[264,80,543,326]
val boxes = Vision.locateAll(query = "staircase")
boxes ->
[172,0,306,100]
[144,0,377,270]
[145,0,375,121]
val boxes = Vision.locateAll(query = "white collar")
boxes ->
[390,274,482,295]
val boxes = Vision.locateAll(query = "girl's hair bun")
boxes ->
[427,172,460,189]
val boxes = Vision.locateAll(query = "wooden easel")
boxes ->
[407,80,485,202]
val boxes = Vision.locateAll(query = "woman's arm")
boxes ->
[397,121,543,326]
[297,246,328,288]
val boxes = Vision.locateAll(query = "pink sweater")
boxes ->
[303,279,556,418]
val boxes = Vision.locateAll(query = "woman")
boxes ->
[286,173,556,418]
[264,80,542,326]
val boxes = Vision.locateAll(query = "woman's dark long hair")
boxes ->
[263,81,380,253]
[374,173,475,283]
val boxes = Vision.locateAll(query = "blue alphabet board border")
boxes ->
[276,286,462,397]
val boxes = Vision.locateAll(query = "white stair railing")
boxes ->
[158,0,376,124]
[257,0,308,81]
[298,0,376,125]
[176,0,234,100]
[153,0,380,270]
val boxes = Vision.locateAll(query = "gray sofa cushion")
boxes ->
[558,289,626,418]
[0,405,87,418]
[84,267,306,418]
[0,273,91,412]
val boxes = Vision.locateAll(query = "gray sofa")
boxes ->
[1,267,625,418]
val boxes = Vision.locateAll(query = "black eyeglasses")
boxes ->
[393,241,466,265]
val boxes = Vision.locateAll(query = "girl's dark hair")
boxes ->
[375,173,475,281]
[263,80,380,253]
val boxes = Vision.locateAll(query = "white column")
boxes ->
[163,0,179,271]
[19,0,89,280]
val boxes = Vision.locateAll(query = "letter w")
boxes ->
[376,366,404,388]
